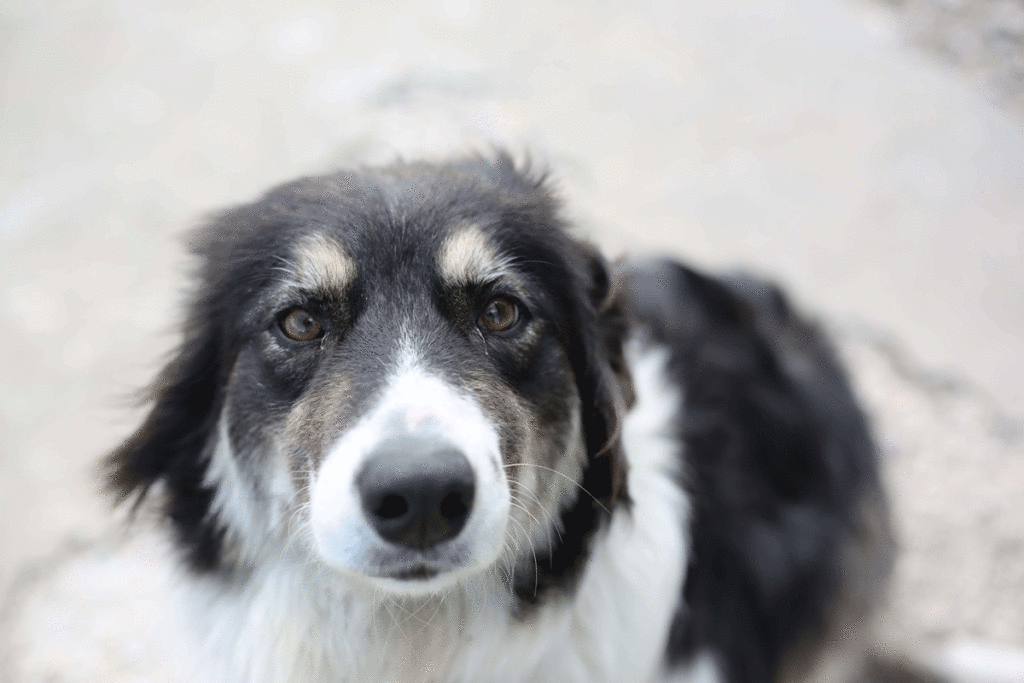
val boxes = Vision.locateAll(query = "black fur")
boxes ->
[622,261,889,683]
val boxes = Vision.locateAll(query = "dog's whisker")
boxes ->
[505,511,540,598]
[509,484,564,546]
[397,594,436,626]
[503,463,611,515]
[420,592,449,630]
[508,497,560,554]
[380,594,411,643]
[507,479,545,511]
[510,496,562,559]
[496,535,521,592]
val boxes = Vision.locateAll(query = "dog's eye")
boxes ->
[479,297,520,333]
[279,308,324,342]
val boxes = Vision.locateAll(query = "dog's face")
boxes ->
[257,221,587,592]
[110,156,629,598]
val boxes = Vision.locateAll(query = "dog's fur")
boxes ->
[108,154,895,683]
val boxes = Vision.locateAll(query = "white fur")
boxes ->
[205,415,296,564]
[310,344,511,594]
[172,338,707,683]
[665,651,723,683]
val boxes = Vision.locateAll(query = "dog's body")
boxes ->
[109,155,893,683]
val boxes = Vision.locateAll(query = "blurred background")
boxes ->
[1,0,1022,679]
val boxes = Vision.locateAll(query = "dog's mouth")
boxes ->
[387,564,440,581]
[359,554,470,592]
[370,547,467,581]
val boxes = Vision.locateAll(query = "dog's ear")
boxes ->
[587,250,636,412]
[107,324,223,498]
[105,291,229,570]
[566,244,633,506]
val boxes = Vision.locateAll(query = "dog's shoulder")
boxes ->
[618,259,894,683]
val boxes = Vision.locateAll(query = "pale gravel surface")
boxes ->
[1,0,1023,679]
[880,0,1024,119]
[837,327,1024,646]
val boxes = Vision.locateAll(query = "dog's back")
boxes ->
[623,261,896,683]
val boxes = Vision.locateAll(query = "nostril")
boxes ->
[438,489,471,521]
[357,444,476,550]
[376,494,409,520]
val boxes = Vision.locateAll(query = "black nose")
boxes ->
[357,444,475,550]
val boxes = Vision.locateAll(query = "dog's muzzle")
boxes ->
[309,363,510,590]
[358,439,476,550]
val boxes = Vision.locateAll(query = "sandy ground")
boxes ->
[1,0,1022,679]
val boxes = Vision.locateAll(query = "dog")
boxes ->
[107,153,898,683]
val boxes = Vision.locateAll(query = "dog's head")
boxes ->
[109,155,631,598]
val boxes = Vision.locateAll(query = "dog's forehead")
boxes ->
[287,232,358,292]
[284,219,509,294]
[250,164,555,298]
[435,223,511,287]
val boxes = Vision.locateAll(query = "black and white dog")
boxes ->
[109,154,895,683]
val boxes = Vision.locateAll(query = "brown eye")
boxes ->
[279,308,323,342]
[479,297,520,333]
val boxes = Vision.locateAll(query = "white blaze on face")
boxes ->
[309,346,511,592]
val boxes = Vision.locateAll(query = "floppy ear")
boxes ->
[588,250,636,412]
[514,242,634,603]
[105,307,228,571]
[565,245,633,507]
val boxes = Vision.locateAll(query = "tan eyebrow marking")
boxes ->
[437,224,508,287]
[290,233,356,292]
